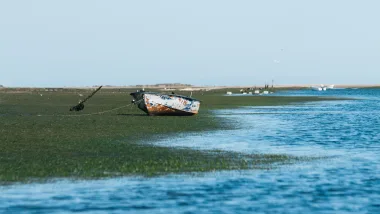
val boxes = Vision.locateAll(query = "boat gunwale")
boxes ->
[130,91,201,102]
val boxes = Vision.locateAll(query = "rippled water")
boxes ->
[2,89,380,214]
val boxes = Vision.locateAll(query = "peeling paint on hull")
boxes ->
[130,92,200,116]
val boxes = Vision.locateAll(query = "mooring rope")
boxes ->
[40,99,145,117]
[37,103,134,117]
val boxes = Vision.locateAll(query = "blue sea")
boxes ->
[1,89,380,214]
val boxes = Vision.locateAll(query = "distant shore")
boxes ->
[1,84,380,91]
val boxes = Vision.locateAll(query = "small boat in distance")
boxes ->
[311,84,335,91]
[130,91,200,116]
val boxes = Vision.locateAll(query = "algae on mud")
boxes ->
[0,89,344,183]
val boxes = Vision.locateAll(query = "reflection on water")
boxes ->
[2,89,380,213]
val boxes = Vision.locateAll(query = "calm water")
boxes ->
[1,89,380,214]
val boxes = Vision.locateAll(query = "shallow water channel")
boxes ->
[1,89,380,213]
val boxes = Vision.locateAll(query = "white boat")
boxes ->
[311,86,323,91]
[130,91,200,116]
[311,84,334,91]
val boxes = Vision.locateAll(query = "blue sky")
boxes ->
[0,0,379,87]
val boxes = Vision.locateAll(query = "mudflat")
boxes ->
[0,88,345,183]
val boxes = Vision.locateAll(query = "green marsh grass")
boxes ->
[0,89,345,183]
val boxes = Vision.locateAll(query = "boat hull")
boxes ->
[130,92,200,116]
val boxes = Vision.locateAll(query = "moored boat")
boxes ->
[130,91,200,116]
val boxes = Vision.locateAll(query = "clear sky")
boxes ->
[0,0,379,87]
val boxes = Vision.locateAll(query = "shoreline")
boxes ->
[1,84,380,91]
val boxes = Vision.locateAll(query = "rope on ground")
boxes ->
[37,103,134,117]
